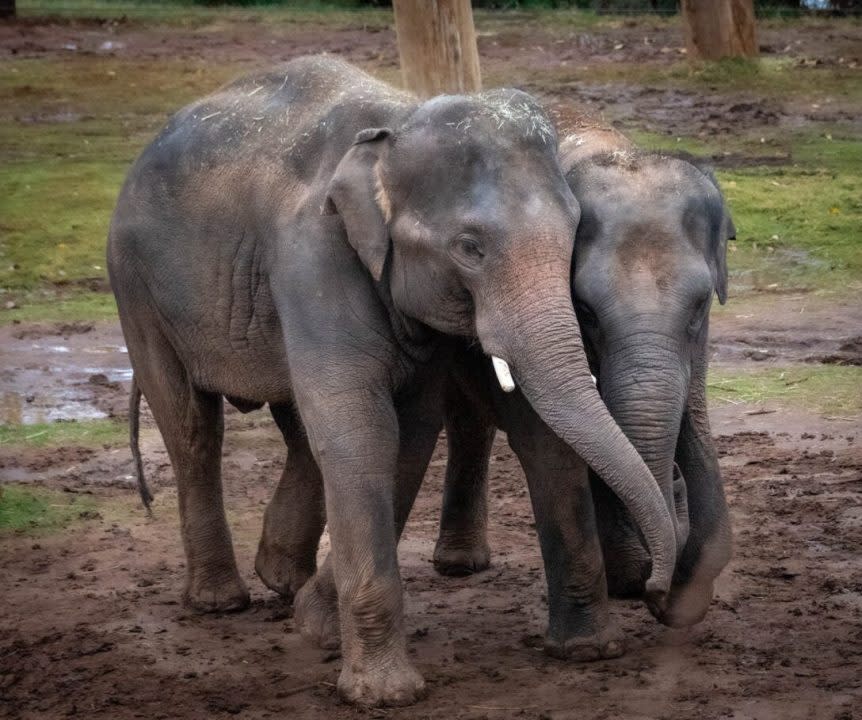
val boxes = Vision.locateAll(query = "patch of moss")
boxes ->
[0,292,118,325]
[0,484,100,533]
[0,419,127,448]
[708,365,862,416]
[720,164,862,292]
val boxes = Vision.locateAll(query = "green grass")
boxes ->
[1,160,127,291]
[708,365,862,415]
[0,419,127,447]
[1,292,119,325]
[720,165,862,292]
[16,0,396,26]
[0,484,100,533]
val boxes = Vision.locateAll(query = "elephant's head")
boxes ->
[565,147,734,627]
[324,91,677,601]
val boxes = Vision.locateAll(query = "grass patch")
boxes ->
[17,0,396,26]
[708,365,862,415]
[0,159,127,290]
[0,419,127,448]
[720,165,862,292]
[663,57,862,103]
[0,484,99,533]
[520,56,862,106]
[1,292,118,325]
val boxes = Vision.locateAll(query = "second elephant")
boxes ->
[434,126,735,629]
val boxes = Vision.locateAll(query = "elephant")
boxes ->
[433,126,735,629]
[110,56,676,706]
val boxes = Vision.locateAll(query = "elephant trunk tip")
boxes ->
[644,580,670,619]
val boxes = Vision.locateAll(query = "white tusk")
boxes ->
[591,374,597,386]
[492,356,516,393]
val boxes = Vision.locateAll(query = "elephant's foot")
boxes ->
[338,655,426,707]
[183,571,250,614]
[432,535,491,577]
[294,572,341,649]
[544,625,625,662]
[254,541,312,601]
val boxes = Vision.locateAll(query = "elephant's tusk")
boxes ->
[492,356,516,393]
[591,374,597,386]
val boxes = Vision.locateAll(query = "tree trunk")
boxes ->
[0,0,15,20]
[680,0,758,61]
[392,0,481,97]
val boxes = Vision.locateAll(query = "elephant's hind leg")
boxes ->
[255,403,325,602]
[131,331,249,613]
[433,380,495,576]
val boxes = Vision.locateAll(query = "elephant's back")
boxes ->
[109,55,411,267]
[126,56,409,205]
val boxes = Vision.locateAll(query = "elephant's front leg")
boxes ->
[504,394,623,661]
[296,386,427,706]
[434,380,495,576]
[295,374,445,654]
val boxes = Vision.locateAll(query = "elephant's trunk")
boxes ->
[600,337,690,550]
[476,274,677,600]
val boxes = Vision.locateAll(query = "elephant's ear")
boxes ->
[322,128,393,282]
[691,160,733,306]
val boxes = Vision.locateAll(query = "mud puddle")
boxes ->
[0,321,130,425]
[0,294,858,429]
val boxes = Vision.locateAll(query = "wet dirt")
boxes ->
[709,295,862,367]
[1,295,861,720]
[0,321,130,426]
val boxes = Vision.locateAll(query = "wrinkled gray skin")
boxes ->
[110,57,676,706]
[435,128,734,629]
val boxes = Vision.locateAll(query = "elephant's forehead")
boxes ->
[577,155,719,209]
[403,91,556,147]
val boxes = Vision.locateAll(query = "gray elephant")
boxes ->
[110,57,676,706]
[434,126,734,629]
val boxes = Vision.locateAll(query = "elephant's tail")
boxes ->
[130,375,154,514]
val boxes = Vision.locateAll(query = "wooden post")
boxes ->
[0,0,16,19]
[680,0,758,61]
[392,0,481,97]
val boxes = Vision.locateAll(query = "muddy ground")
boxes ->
[2,11,862,720]
[2,13,860,141]
[1,296,860,720]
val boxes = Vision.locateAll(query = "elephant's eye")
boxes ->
[576,301,598,329]
[450,234,485,268]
